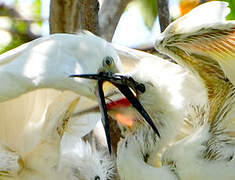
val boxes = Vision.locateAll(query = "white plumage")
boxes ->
[0,33,121,179]
[59,134,116,180]
[105,46,206,180]
[155,1,235,179]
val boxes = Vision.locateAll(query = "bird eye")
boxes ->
[94,175,101,180]
[103,56,114,67]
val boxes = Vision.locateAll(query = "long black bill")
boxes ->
[97,80,112,154]
[70,73,160,137]
[113,83,160,137]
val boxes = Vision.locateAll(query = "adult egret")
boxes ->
[0,32,159,178]
[155,1,235,179]
[0,31,158,155]
[0,32,123,178]
[0,32,123,155]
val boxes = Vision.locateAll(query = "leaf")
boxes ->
[223,0,235,20]
[14,21,28,33]
[133,0,158,29]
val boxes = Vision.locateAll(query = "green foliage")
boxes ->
[133,0,158,29]
[14,21,28,33]
[0,1,42,54]
[224,0,235,20]
[0,35,25,54]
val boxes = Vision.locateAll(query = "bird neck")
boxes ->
[0,64,72,102]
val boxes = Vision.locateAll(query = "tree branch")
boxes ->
[157,0,170,32]
[78,0,99,35]
[99,0,132,41]
[49,0,99,34]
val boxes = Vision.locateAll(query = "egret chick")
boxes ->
[59,135,116,180]
[76,46,206,179]
[155,1,235,179]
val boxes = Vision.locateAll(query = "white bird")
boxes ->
[0,32,124,179]
[0,90,117,180]
[0,32,123,155]
[155,1,235,86]
[58,134,116,180]
[77,45,207,179]
[154,1,235,179]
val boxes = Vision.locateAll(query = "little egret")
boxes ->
[0,31,157,155]
[155,1,235,179]
[0,32,158,178]
[58,134,116,180]
[74,45,207,179]
[0,32,125,178]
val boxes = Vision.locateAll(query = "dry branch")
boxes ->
[78,0,99,35]
[99,0,132,41]
[49,0,99,34]
[157,0,170,32]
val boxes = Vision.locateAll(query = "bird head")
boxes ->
[47,32,123,100]
[0,31,158,155]
[70,55,160,153]
[59,137,116,180]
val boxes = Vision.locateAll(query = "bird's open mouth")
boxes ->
[70,72,160,153]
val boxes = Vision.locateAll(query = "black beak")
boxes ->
[96,80,112,154]
[70,73,160,153]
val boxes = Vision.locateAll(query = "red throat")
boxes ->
[106,97,131,110]
[106,98,134,127]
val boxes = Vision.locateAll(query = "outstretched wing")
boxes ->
[0,89,61,156]
[203,85,235,161]
[155,1,235,161]
[164,23,235,87]
[155,1,234,119]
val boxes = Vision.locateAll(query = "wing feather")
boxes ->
[166,23,235,86]
[0,89,61,155]
[155,1,235,161]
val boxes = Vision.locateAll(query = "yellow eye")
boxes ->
[103,56,114,67]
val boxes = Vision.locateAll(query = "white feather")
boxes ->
[164,1,230,35]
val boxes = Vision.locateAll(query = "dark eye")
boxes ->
[94,175,101,180]
[103,56,114,66]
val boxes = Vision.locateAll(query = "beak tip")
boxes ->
[108,145,112,155]
[69,75,76,78]
[156,130,161,138]
[151,124,160,138]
